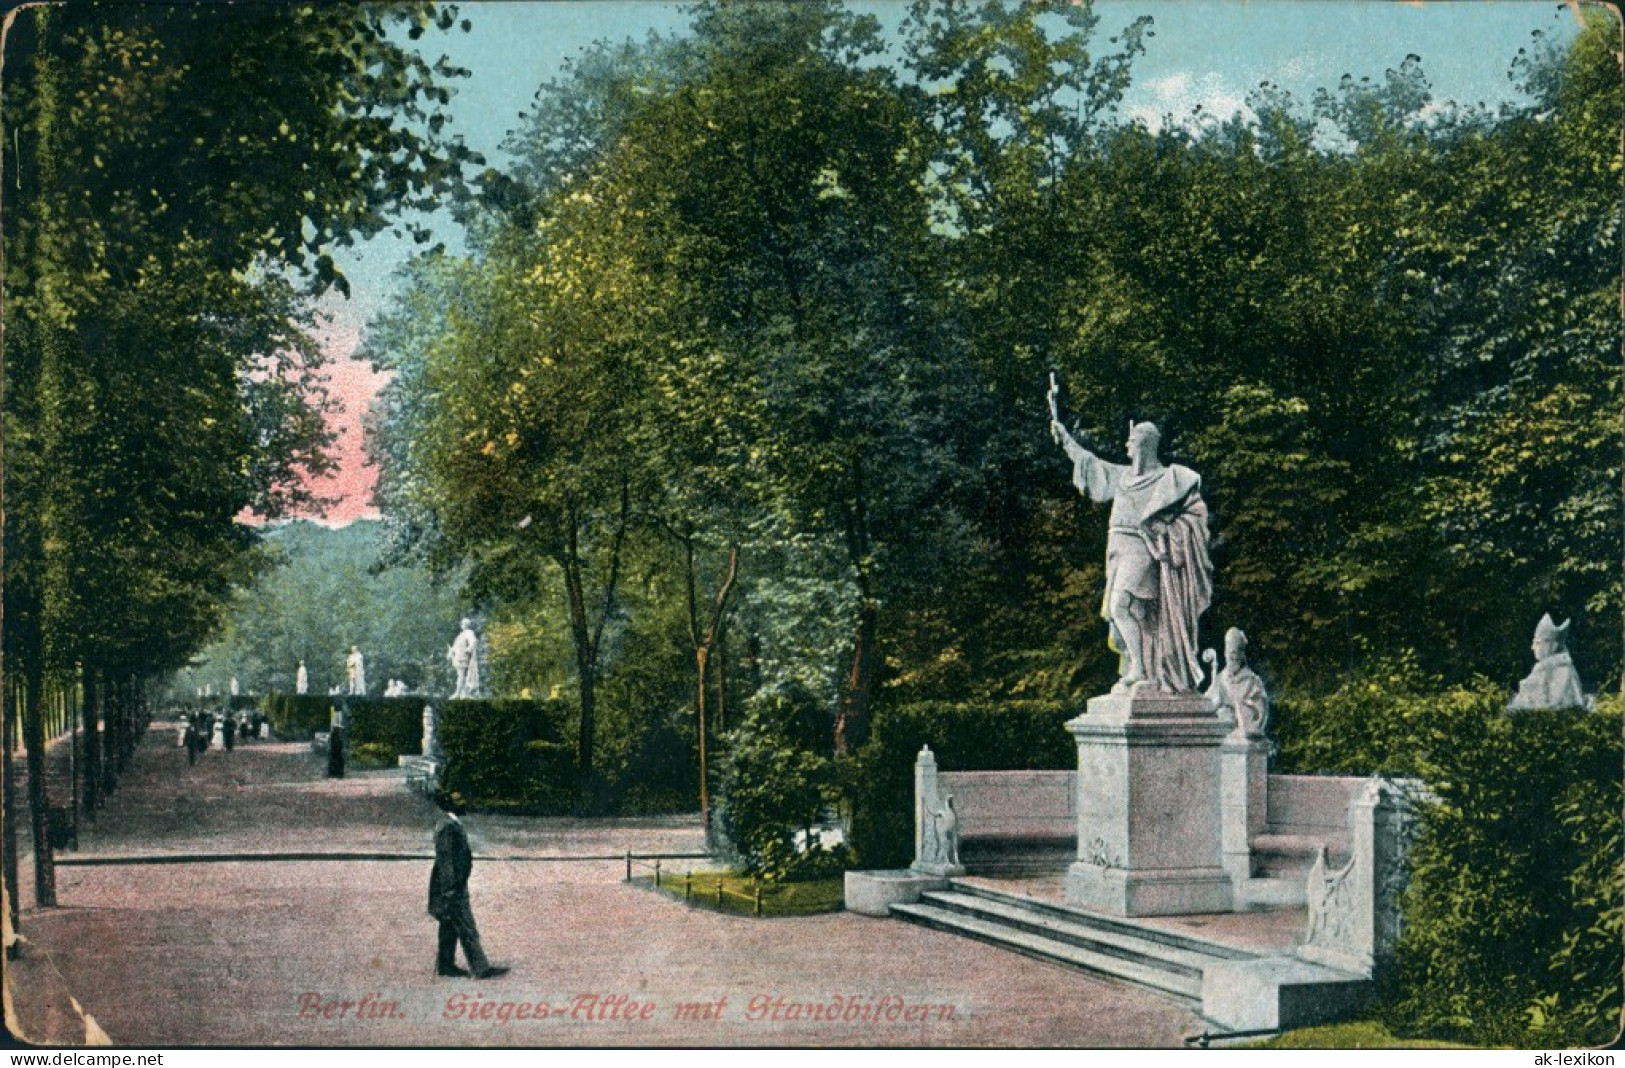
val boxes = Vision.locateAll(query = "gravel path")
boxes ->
[11,721,1204,1047]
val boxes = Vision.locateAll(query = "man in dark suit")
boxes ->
[428,799,507,979]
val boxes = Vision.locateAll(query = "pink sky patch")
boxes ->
[239,315,392,528]
[305,351,393,526]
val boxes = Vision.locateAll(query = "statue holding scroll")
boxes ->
[1049,376,1213,694]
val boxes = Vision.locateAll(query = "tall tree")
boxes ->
[2,3,478,905]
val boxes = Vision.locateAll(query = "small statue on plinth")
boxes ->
[346,646,367,697]
[1508,614,1592,712]
[449,619,482,699]
[1205,628,1270,740]
[296,660,308,695]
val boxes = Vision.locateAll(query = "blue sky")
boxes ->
[326,0,1588,334]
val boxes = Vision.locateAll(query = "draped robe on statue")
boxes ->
[1509,650,1589,711]
[1065,447,1213,693]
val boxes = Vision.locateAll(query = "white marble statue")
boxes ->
[345,646,367,697]
[296,660,308,695]
[1205,627,1270,739]
[449,619,481,699]
[1509,614,1591,712]
[1049,375,1213,693]
[230,677,240,697]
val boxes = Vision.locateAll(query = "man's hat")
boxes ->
[1535,613,1570,644]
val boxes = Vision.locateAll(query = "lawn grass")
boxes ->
[637,867,844,917]
[1248,1021,1470,1049]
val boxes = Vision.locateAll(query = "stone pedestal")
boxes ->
[1220,734,1269,883]
[1065,691,1234,916]
[845,870,949,917]
[912,746,966,878]
[1298,779,1417,974]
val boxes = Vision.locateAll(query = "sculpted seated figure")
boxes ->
[1508,614,1591,712]
[1205,627,1269,739]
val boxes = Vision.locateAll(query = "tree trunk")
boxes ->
[695,645,710,829]
[101,676,119,798]
[561,504,598,791]
[82,670,100,815]
[3,682,21,939]
[835,459,878,755]
[715,621,728,735]
[684,542,737,830]
[23,666,56,907]
[558,486,632,810]
[835,598,879,755]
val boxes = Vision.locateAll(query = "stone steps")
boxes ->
[889,881,1259,1006]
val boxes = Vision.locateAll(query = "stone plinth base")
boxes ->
[1201,957,1372,1032]
[1065,863,1234,917]
[1066,690,1234,917]
[844,870,948,917]
[1220,735,1270,883]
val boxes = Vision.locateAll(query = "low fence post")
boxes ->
[624,850,631,882]
[716,878,724,907]
[685,871,692,899]
[654,859,661,889]
[754,885,762,916]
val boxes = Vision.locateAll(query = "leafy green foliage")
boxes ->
[436,698,574,811]
[1379,701,1622,1048]
[1,4,479,878]
[346,697,430,757]
[350,742,401,769]
[1271,654,1495,776]
[846,699,1075,868]
[261,694,337,740]
[717,689,842,882]
[181,521,468,699]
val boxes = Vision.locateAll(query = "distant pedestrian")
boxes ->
[327,724,345,778]
[428,799,507,980]
[223,713,236,751]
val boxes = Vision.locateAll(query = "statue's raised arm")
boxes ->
[1047,374,1122,504]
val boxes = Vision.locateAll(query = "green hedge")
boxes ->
[438,699,577,812]
[347,696,428,756]
[844,699,1075,868]
[260,694,336,739]
[1375,697,1622,1048]
[351,741,400,768]
[1269,664,1621,1046]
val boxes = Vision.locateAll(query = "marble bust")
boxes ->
[1206,627,1270,739]
[1509,614,1591,712]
